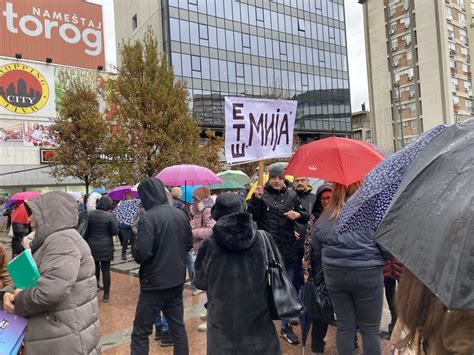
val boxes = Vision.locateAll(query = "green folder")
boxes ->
[7,249,40,290]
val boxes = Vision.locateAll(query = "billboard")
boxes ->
[0,0,104,70]
[0,118,56,147]
[0,60,56,118]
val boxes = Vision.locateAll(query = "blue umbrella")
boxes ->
[337,124,448,234]
[92,187,105,194]
[180,185,202,204]
[113,199,141,226]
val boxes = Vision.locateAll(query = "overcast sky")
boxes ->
[95,0,369,112]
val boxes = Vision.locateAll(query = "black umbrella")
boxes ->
[375,119,474,310]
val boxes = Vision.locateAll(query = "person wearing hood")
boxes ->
[131,178,193,355]
[247,164,309,345]
[2,192,100,354]
[194,192,281,355]
[85,195,119,302]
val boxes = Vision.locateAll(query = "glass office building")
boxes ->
[162,0,351,139]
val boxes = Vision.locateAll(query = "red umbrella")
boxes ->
[284,137,384,186]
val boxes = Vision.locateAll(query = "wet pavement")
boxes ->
[1,234,393,354]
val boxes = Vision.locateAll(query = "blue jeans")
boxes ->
[186,251,196,292]
[281,266,297,329]
[156,312,169,333]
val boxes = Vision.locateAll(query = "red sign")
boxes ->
[0,0,104,70]
[40,148,56,163]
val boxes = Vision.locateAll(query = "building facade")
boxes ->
[352,104,373,143]
[0,0,108,194]
[361,0,474,151]
[114,0,352,141]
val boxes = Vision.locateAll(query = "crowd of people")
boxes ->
[0,163,473,355]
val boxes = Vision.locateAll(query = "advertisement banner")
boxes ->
[0,60,56,118]
[0,119,23,145]
[225,97,297,164]
[54,66,109,115]
[0,0,104,70]
[23,120,56,147]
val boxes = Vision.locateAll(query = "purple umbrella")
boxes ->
[155,164,223,186]
[107,185,139,201]
[4,198,15,209]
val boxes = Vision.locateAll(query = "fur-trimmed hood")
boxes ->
[212,212,257,251]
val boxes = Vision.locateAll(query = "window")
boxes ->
[298,19,305,32]
[188,0,198,7]
[389,21,397,34]
[199,24,208,40]
[446,6,452,20]
[279,41,287,56]
[460,29,468,44]
[407,67,414,80]
[236,63,244,78]
[191,56,201,72]
[404,33,412,46]
[407,50,413,61]
[462,63,469,73]
[449,41,456,56]
[388,4,396,17]
[402,16,410,29]
[411,120,417,129]
[461,46,469,57]
[256,7,264,23]
[392,54,400,67]
[447,24,454,38]
[132,14,137,30]
[450,59,456,68]
[391,38,398,51]
[459,12,466,24]
[452,78,459,91]
[453,95,460,105]
[242,34,250,48]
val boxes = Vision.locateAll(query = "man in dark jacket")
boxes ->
[247,164,308,345]
[293,177,316,292]
[195,192,281,354]
[131,177,193,355]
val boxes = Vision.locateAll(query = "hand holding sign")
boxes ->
[254,186,264,199]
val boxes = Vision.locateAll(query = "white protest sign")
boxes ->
[225,97,297,164]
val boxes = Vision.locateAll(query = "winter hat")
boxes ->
[268,164,285,179]
[211,192,245,221]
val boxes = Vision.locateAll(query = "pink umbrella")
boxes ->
[10,191,41,202]
[155,164,223,186]
[107,185,139,201]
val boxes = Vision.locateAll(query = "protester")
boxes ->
[10,202,30,258]
[131,177,193,355]
[391,269,474,354]
[114,198,141,261]
[293,177,316,292]
[0,243,12,309]
[171,187,189,217]
[2,192,100,354]
[247,164,308,345]
[303,183,333,354]
[194,192,281,354]
[189,186,215,331]
[85,195,119,302]
[312,181,388,355]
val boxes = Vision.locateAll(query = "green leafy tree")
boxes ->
[49,81,110,193]
[106,28,223,184]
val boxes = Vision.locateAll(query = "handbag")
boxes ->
[260,230,303,320]
[77,212,90,238]
[302,278,336,324]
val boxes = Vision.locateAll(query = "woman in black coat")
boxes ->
[86,195,118,302]
[194,193,281,355]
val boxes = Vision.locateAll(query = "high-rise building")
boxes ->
[114,0,352,141]
[361,0,474,150]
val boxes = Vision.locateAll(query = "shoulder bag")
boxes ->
[260,230,303,320]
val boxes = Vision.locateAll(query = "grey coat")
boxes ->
[14,192,100,354]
